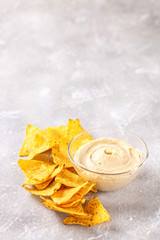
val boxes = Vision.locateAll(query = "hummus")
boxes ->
[74,138,141,174]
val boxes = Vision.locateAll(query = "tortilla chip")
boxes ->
[41,197,91,218]
[23,165,63,187]
[35,178,53,190]
[66,119,85,141]
[23,176,43,186]
[33,134,46,149]
[67,119,93,158]
[51,182,88,205]
[52,145,73,168]
[48,165,63,179]
[45,127,62,144]
[79,183,96,196]
[63,197,111,227]
[28,149,53,163]
[24,181,61,196]
[52,119,92,168]
[18,159,57,181]
[64,183,96,204]
[51,125,68,138]
[27,135,55,160]
[19,125,45,156]
[56,197,86,208]
[55,168,85,187]
[27,126,66,160]
[20,125,67,159]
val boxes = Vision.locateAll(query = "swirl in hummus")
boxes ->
[74,138,141,174]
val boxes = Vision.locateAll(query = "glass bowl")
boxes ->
[68,128,148,191]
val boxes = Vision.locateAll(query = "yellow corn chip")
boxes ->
[27,135,55,160]
[24,181,61,196]
[27,126,66,160]
[35,178,53,190]
[23,176,43,186]
[51,125,68,138]
[80,183,96,196]
[18,159,57,181]
[52,120,92,168]
[66,119,85,141]
[41,197,91,218]
[19,125,45,156]
[29,149,53,163]
[45,127,62,144]
[56,197,86,208]
[67,119,93,158]
[64,183,96,204]
[20,125,67,158]
[32,134,46,149]
[49,165,64,178]
[23,165,63,186]
[63,197,111,227]
[55,168,85,187]
[51,182,88,205]
[52,145,73,168]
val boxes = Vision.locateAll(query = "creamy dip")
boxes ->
[74,138,141,174]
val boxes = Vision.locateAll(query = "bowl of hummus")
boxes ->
[68,128,148,191]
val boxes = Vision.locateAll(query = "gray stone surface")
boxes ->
[0,0,160,239]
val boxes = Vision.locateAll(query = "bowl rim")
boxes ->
[68,127,149,176]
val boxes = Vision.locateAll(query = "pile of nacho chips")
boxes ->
[18,119,111,227]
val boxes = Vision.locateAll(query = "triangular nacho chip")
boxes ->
[27,135,55,160]
[52,145,73,168]
[23,176,45,186]
[28,149,53,163]
[23,165,63,187]
[63,197,111,227]
[49,165,63,177]
[41,197,90,218]
[64,183,96,204]
[35,178,53,190]
[56,197,86,208]
[51,125,68,138]
[55,168,85,187]
[19,125,45,156]
[66,119,93,158]
[18,159,57,181]
[24,181,61,196]
[66,119,85,142]
[51,182,88,205]
[27,126,66,160]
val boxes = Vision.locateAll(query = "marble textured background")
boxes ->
[0,0,160,239]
